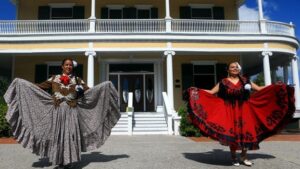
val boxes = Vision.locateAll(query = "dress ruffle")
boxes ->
[4,78,120,165]
[186,84,295,150]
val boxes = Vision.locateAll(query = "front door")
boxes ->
[120,75,144,112]
[108,63,155,112]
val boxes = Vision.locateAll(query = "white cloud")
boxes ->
[239,2,275,20]
[238,5,259,20]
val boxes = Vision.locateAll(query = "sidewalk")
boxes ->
[0,135,299,169]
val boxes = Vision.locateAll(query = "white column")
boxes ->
[262,51,272,85]
[257,0,267,33]
[85,51,96,87]
[291,56,300,110]
[283,64,289,84]
[257,0,264,20]
[165,0,172,32]
[89,0,96,32]
[90,0,96,19]
[164,50,175,109]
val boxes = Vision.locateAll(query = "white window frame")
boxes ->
[189,4,214,19]
[135,4,153,18]
[45,61,61,78]
[49,3,75,19]
[107,5,125,19]
[191,61,217,85]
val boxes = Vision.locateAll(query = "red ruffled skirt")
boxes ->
[187,84,295,150]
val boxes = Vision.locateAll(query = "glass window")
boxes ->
[109,9,122,19]
[194,65,214,74]
[193,64,215,89]
[137,9,150,19]
[191,8,212,19]
[48,65,61,77]
[51,8,73,19]
[109,64,154,72]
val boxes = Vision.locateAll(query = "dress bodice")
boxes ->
[218,77,250,106]
[37,74,89,107]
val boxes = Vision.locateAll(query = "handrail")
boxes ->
[162,92,174,135]
[126,92,133,135]
[0,19,295,37]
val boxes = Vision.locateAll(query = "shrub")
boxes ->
[0,77,11,137]
[177,105,202,137]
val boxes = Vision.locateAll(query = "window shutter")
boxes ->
[35,64,48,83]
[181,64,194,97]
[179,6,191,19]
[73,6,85,19]
[38,6,50,20]
[123,7,137,19]
[151,7,158,18]
[101,7,109,19]
[75,64,84,79]
[213,6,225,20]
[216,63,227,82]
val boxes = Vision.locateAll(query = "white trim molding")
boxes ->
[135,5,153,9]
[106,5,125,9]
[188,4,214,8]
[49,3,76,8]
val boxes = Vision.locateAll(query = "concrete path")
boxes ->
[0,136,299,169]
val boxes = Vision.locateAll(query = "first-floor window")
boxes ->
[193,64,216,89]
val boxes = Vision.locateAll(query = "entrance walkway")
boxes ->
[0,135,299,169]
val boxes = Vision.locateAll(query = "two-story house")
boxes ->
[0,0,299,134]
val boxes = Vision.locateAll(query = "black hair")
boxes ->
[61,58,73,66]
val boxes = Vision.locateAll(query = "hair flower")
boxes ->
[244,83,251,90]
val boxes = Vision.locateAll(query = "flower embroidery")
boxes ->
[60,75,70,86]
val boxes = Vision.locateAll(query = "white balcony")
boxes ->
[0,19,295,37]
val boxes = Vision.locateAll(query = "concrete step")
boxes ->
[133,117,166,121]
[133,124,167,128]
[133,127,168,131]
[114,124,128,128]
[134,114,165,118]
[132,131,169,135]
[112,128,128,132]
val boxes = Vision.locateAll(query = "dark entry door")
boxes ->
[120,75,144,112]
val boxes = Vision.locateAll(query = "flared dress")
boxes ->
[186,78,295,150]
[4,77,120,165]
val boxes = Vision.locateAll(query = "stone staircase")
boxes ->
[111,113,128,135]
[111,112,169,135]
[133,112,168,135]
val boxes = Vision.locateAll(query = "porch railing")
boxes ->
[0,19,295,37]
[0,19,89,34]
[162,92,174,135]
[95,19,166,33]
[266,21,295,36]
[172,19,261,34]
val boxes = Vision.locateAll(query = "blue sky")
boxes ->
[0,0,299,39]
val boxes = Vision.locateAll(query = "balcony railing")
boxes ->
[0,19,90,34]
[172,19,260,34]
[0,19,295,37]
[95,19,166,33]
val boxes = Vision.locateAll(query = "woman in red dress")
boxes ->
[186,62,295,166]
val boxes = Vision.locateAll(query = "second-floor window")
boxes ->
[101,6,158,19]
[180,5,224,20]
[38,5,85,20]
[51,7,73,19]
[109,9,123,19]
[191,8,212,19]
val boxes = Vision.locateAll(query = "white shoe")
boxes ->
[241,159,253,166]
[232,159,240,166]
